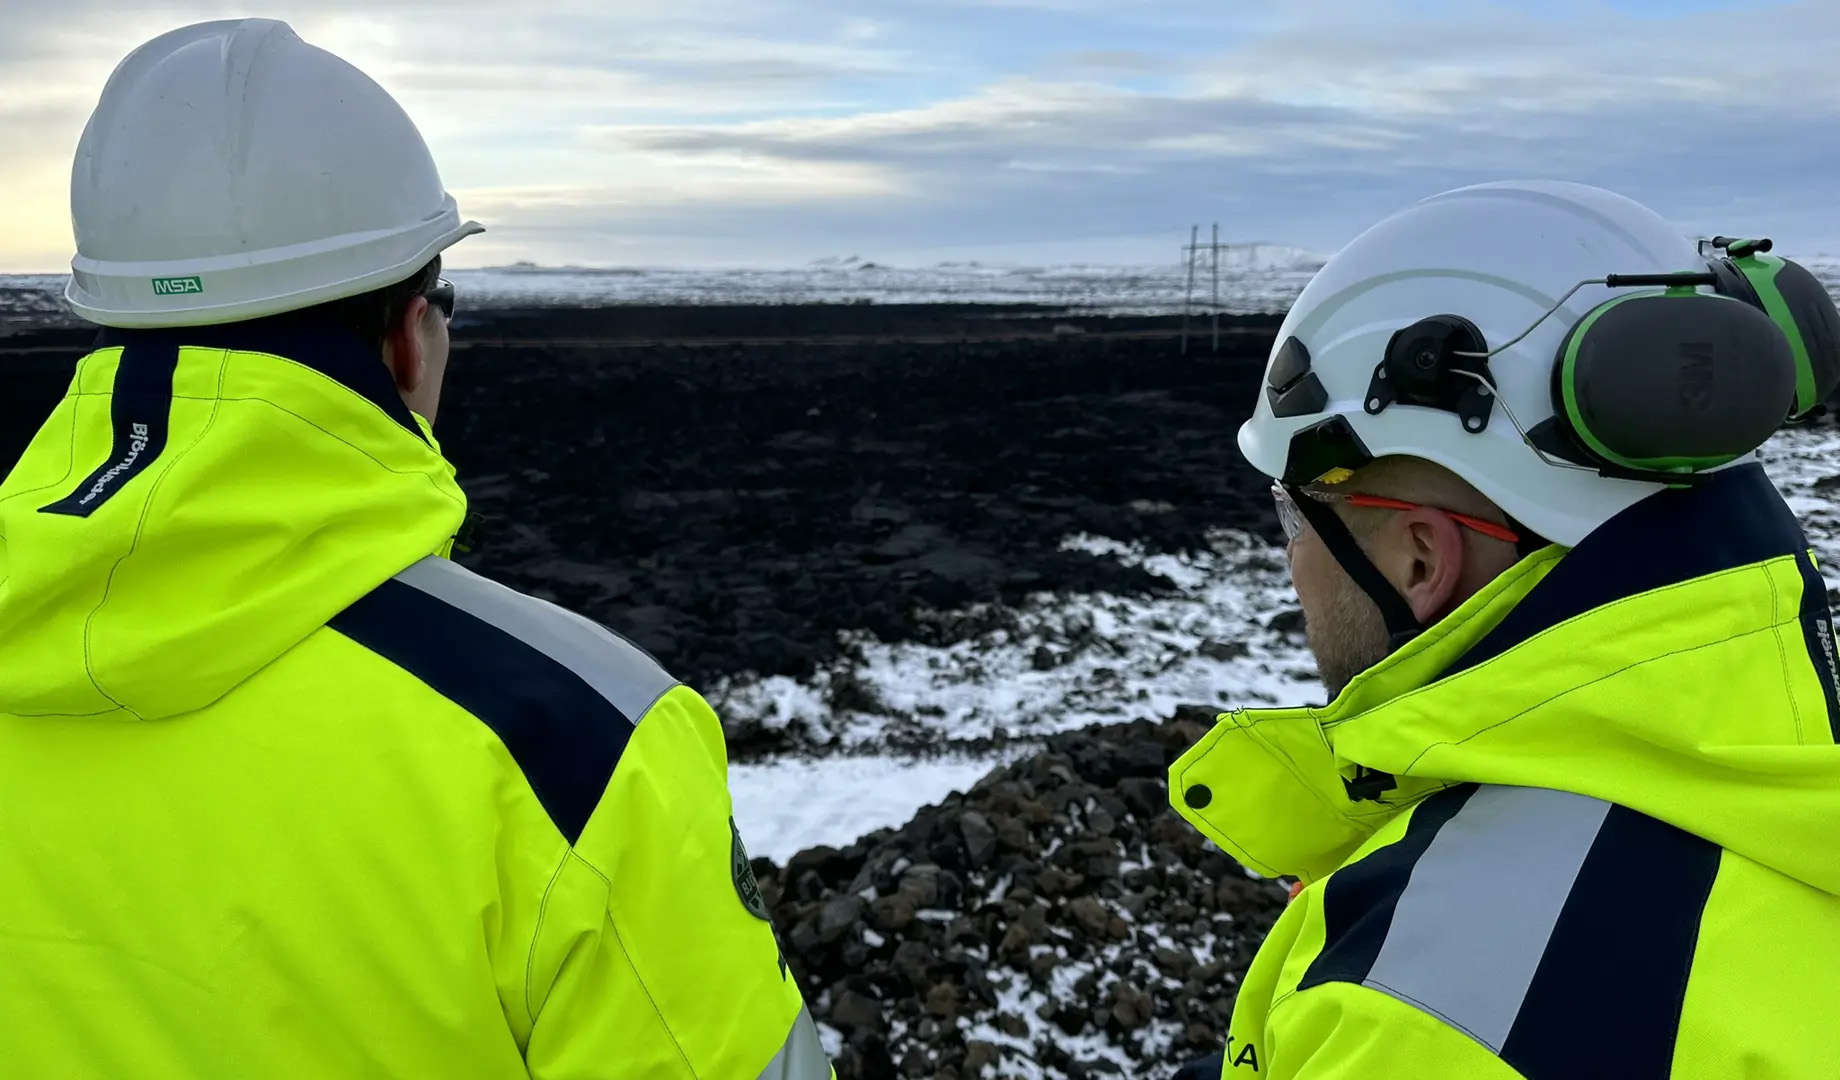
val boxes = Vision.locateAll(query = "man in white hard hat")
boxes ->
[0,20,830,1079]
[1167,179,1840,1078]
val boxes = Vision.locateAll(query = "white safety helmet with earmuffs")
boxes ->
[1242,179,1840,549]
[65,18,483,329]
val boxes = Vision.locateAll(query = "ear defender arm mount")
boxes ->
[1365,315,1497,434]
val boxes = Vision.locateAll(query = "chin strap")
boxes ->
[1287,486,1417,804]
[1287,485,1422,650]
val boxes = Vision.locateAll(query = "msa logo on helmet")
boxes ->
[79,422,150,505]
[150,276,203,295]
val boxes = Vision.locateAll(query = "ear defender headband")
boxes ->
[1704,238,1840,420]
[1357,235,1840,487]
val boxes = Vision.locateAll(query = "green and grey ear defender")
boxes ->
[1365,236,1840,486]
[1703,238,1840,420]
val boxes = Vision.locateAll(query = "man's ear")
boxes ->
[382,295,431,393]
[1396,509,1465,623]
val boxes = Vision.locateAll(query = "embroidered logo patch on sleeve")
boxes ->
[731,816,772,922]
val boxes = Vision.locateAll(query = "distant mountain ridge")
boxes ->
[9,246,1840,327]
[476,242,1332,277]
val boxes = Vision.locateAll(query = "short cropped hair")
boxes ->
[282,256,441,349]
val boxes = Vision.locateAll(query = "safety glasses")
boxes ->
[424,277,455,320]
[1271,484,1520,545]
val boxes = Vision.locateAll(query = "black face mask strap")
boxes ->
[1286,485,1423,650]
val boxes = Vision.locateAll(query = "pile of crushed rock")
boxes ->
[753,710,1289,1079]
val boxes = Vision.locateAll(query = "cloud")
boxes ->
[1054,51,1166,75]
[553,0,1840,261]
[2,0,1837,270]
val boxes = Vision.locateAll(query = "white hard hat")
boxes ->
[66,19,483,328]
[1240,179,1712,547]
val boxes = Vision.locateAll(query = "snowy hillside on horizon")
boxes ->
[12,243,1840,326]
[450,244,1329,314]
[1,246,1329,325]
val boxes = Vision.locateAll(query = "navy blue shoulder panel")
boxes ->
[1302,784,1719,1080]
[1300,784,1478,991]
[1445,463,1813,678]
[328,570,645,844]
[39,336,178,517]
[1501,805,1720,1080]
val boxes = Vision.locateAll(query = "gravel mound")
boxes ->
[756,710,1288,1079]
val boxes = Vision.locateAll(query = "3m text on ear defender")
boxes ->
[1536,281,1794,480]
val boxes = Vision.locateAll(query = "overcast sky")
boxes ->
[1,0,1833,271]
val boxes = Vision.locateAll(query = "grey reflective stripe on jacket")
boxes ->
[759,1007,831,1079]
[1360,785,1611,1052]
[396,555,679,720]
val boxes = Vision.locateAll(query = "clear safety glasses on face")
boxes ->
[1271,485,1521,545]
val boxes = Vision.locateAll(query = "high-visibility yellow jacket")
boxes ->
[1171,464,1840,1079]
[0,322,831,1079]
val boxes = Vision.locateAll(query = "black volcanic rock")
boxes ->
[757,715,1290,1080]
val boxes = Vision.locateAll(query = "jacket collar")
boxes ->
[1446,462,1810,676]
[1170,462,1822,883]
[95,318,428,444]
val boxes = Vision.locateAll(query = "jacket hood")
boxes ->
[0,321,468,721]
[1173,463,1840,895]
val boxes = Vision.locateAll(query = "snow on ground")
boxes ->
[712,527,1319,861]
[1760,424,1840,582]
[730,751,1031,864]
[959,912,1228,1080]
[709,530,1317,754]
[718,424,1840,862]
[955,862,1235,1080]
